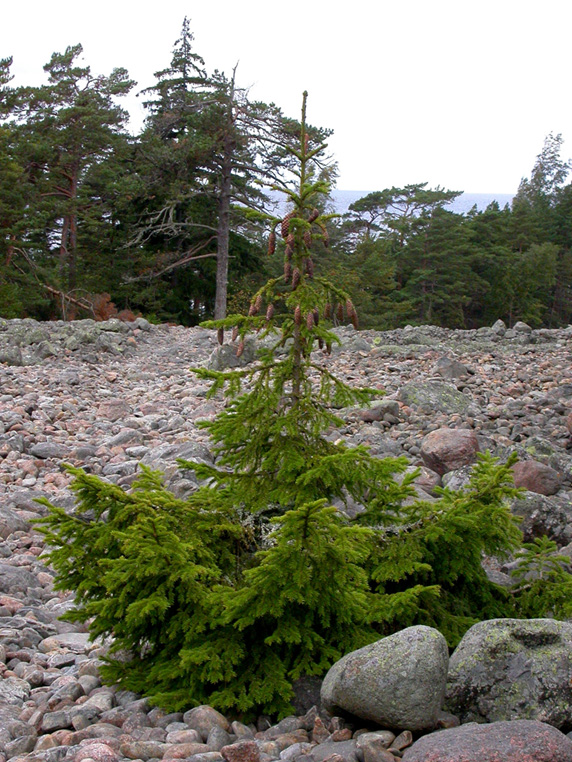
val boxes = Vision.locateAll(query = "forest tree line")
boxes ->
[1,20,571,329]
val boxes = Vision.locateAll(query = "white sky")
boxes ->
[3,0,571,194]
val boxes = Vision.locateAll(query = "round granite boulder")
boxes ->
[402,720,572,762]
[445,618,572,731]
[321,626,448,732]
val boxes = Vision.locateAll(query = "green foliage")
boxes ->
[33,96,570,722]
[510,536,572,620]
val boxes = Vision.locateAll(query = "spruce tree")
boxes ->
[36,93,550,719]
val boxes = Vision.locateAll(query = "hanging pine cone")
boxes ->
[308,208,319,223]
[306,311,314,330]
[294,305,302,325]
[284,261,292,281]
[285,243,293,260]
[265,303,275,322]
[236,340,245,358]
[281,211,295,239]
[254,294,262,313]
[292,267,301,289]
[323,228,330,248]
[324,303,332,320]
[217,327,224,345]
[336,303,344,322]
[303,230,311,247]
[305,257,314,278]
[313,307,319,326]
[267,230,276,256]
[248,303,256,316]
[345,298,355,318]
[231,325,239,342]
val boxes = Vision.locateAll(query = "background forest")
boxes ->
[1,20,572,329]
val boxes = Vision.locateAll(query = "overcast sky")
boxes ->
[3,0,571,194]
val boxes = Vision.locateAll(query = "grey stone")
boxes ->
[183,705,230,742]
[209,339,257,370]
[321,626,449,732]
[445,618,572,730]
[491,319,507,336]
[0,676,30,705]
[310,740,358,762]
[398,381,471,415]
[0,344,23,365]
[435,356,469,379]
[0,564,38,594]
[513,321,532,333]
[0,505,30,539]
[401,720,572,762]
[510,492,572,545]
[30,441,69,459]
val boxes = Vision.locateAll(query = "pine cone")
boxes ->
[313,307,319,326]
[284,261,292,281]
[281,211,295,239]
[303,230,311,247]
[265,303,275,322]
[345,298,355,318]
[217,327,224,345]
[324,303,332,320]
[305,258,314,278]
[306,311,314,330]
[267,230,276,256]
[294,305,302,325]
[285,243,293,260]
[236,340,245,357]
[292,267,301,289]
[231,326,239,342]
[254,294,262,313]
[336,303,344,322]
[308,208,319,223]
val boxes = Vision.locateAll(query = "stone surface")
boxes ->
[2,319,572,762]
[420,428,480,475]
[512,460,562,495]
[401,719,572,762]
[445,618,572,730]
[321,626,449,732]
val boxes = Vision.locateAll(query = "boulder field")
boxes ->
[1,316,572,762]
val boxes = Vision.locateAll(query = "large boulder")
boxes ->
[401,720,572,762]
[398,381,472,415]
[512,460,562,496]
[321,626,448,732]
[509,492,572,546]
[420,428,480,475]
[445,618,572,730]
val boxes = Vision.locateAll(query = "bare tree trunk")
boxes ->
[59,216,70,285]
[214,143,232,320]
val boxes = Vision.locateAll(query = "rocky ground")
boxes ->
[1,316,572,762]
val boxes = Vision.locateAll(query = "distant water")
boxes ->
[329,190,514,215]
[268,190,514,216]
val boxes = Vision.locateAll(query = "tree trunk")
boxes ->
[214,142,232,320]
